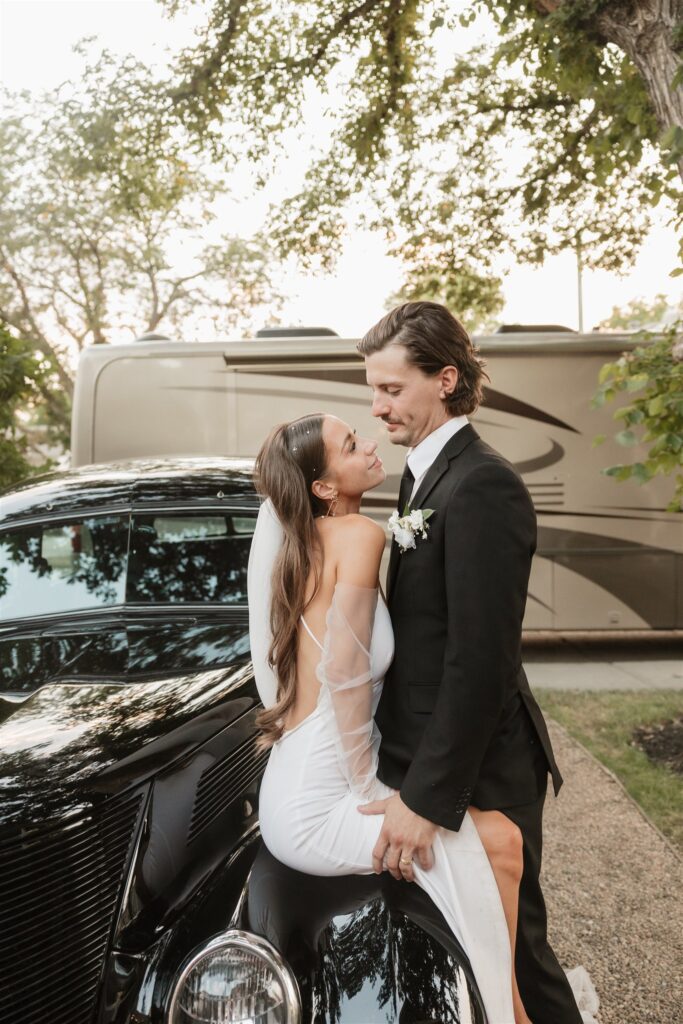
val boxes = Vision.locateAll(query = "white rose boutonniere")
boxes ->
[388,504,435,553]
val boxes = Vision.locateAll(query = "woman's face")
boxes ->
[318,415,385,497]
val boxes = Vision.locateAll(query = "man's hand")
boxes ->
[358,794,436,881]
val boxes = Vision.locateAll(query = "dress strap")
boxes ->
[300,614,324,652]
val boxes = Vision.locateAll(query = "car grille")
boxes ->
[188,734,269,843]
[0,790,144,1024]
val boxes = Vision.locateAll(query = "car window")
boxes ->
[127,512,256,605]
[0,514,129,621]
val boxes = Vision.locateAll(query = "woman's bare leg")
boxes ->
[469,807,532,1024]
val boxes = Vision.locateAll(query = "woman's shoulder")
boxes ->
[334,513,386,546]
[318,514,385,577]
[332,515,385,587]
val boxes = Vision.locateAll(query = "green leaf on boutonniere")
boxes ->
[402,502,411,516]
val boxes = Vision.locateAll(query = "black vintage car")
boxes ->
[0,458,486,1024]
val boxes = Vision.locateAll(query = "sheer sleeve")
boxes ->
[315,582,380,799]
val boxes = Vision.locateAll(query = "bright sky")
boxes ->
[0,0,680,338]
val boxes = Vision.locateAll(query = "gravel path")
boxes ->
[541,720,683,1024]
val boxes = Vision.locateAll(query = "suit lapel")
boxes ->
[410,423,479,510]
[387,423,479,603]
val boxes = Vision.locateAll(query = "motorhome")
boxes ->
[70,329,682,631]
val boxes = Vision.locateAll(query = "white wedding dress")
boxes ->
[249,500,516,1023]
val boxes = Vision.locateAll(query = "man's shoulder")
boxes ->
[450,440,530,498]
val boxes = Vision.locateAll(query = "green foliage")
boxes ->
[0,47,283,438]
[161,0,681,289]
[537,689,683,852]
[596,294,683,332]
[0,322,57,491]
[593,325,683,511]
[385,257,504,332]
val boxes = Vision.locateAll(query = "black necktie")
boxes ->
[398,463,414,514]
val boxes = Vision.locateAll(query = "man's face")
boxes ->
[365,343,455,448]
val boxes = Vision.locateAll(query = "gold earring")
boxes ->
[326,492,339,518]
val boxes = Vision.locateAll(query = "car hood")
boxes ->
[239,844,485,1024]
[0,665,257,836]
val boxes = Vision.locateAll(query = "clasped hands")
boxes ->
[358,793,437,882]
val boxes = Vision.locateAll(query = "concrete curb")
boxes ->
[523,630,683,644]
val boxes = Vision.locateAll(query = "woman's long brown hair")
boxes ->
[254,414,329,747]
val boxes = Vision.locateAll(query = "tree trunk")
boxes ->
[539,0,683,179]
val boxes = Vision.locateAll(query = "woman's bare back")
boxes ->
[284,514,385,731]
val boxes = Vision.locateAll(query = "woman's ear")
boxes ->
[312,478,336,502]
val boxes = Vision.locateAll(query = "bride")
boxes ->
[248,412,531,1024]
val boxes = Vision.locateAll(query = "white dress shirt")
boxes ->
[408,415,469,501]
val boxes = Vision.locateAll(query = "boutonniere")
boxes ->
[387,505,435,553]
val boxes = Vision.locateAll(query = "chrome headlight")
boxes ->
[168,930,301,1024]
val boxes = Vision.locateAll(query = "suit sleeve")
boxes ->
[399,461,536,831]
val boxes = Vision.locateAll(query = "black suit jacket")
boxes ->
[376,423,563,832]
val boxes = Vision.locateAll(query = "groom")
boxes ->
[357,302,582,1024]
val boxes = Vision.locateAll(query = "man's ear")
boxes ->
[440,365,458,398]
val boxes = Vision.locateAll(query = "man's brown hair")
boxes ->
[357,301,488,416]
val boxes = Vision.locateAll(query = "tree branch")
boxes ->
[53,305,88,349]
[485,105,600,203]
[172,0,386,101]
[0,248,74,394]
[170,0,249,101]
[302,0,387,72]
[154,269,209,325]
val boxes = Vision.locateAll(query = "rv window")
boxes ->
[127,512,256,605]
[0,515,129,622]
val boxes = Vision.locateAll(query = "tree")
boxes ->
[597,292,683,330]
[0,48,283,438]
[532,1,683,176]
[385,257,504,332]
[0,321,57,491]
[160,0,682,290]
[593,325,683,511]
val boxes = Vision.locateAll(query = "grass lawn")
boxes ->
[536,690,683,853]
